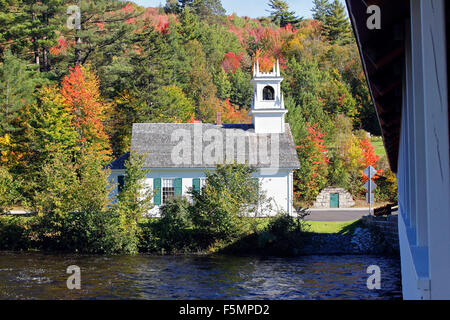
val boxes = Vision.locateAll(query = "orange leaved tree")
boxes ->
[61,65,112,162]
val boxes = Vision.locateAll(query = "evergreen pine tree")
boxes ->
[0,52,42,135]
[311,0,330,24]
[164,0,181,14]
[1,0,64,70]
[178,0,226,17]
[323,0,352,45]
[69,0,140,66]
[267,0,301,27]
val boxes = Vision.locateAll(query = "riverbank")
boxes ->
[301,219,399,255]
[0,214,398,257]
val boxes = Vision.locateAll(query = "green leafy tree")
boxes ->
[114,154,154,253]
[34,151,134,253]
[179,6,202,41]
[28,85,79,165]
[154,196,193,252]
[327,151,350,189]
[284,58,333,138]
[214,68,232,100]
[189,163,266,248]
[150,85,195,123]
[0,166,22,213]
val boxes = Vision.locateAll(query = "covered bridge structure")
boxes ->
[346,0,450,299]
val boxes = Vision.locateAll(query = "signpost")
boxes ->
[364,165,377,215]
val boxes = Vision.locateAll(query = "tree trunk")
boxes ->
[31,10,40,67]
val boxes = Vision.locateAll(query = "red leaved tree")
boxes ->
[61,65,112,162]
[222,52,243,73]
[359,137,383,182]
[294,123,329,203]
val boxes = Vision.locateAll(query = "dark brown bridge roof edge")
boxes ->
[345,0,411,173]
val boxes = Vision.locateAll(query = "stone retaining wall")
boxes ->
[362,215,399,252]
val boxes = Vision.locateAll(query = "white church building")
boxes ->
[108,61,300,216]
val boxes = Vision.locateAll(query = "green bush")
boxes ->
[153,197,194,253]
[138,218,159,253]
[0,166,22,214]
[258,212,303,256]
[37,210,127,254]
[375,169,398,202]
[0,216,36,250]
[188,163,263,249]
[28,152,154,254]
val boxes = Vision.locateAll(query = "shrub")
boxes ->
[0,166,22,214]
[375,168,398,202]
[138,218,159,253]
[258,212,304,256]
[112,154,154,254]
[188,163,263,249]
[0,216,35,250]
[153,197,194,253]
[37,210,126,254]
[31,152,154,254]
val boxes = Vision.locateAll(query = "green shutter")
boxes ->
[193,178,201,192]
[118,175,125,193]
[174,178,182,196]
[154,178,161,206]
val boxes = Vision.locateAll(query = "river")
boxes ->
[0,252,402,300]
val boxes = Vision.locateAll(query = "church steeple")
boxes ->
[250,59,288,134]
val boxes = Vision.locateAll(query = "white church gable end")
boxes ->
[108,60,300,217]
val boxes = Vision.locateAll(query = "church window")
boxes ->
[162,179,175,204]
[263,86,275,100]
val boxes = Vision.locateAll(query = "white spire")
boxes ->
[256,59,260,76]
[276,59,280,76]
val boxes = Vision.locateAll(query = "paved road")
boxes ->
[304,209,371,222]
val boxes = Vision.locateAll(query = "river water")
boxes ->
[0,252,402,300]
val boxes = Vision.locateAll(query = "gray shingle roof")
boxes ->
[129,123,300,169]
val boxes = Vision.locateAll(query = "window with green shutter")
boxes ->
[193,178,201,193]
[174,178,182,196]
[154,178,161,206]
[118,175,125,193]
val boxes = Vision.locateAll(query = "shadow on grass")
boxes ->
[338,219,364,235]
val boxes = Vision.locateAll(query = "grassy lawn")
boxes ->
[370,136,386,157]
[303,219,362,234]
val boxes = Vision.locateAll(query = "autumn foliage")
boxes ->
[219,99,250,124]
[61,65,112,161]
[295,123,329,202]
[359,137,383,181]
[222,52,243,73]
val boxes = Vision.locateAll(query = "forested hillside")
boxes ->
[0,0,396,210]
